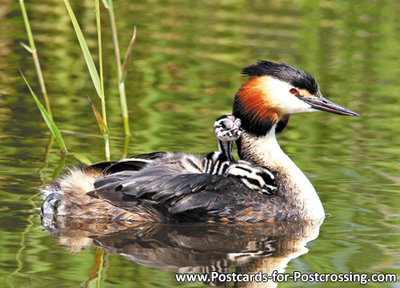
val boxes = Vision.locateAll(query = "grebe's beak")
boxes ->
[302,93,359,116]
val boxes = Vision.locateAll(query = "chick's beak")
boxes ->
[302,93,359,116]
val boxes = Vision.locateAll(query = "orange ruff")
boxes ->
[238,76,281,123]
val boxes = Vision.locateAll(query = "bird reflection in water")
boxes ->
[43,217,323,287]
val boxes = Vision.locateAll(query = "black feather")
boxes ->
[132,152,169,160]
[84,151,294,223]
[88,159,149,174]
[233,93,278,136]
[88,161,117,172]
[241,60,319,95]
[275,115,290,134]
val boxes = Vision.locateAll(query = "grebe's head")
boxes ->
[233,60,358,136]
[214,114,242,142]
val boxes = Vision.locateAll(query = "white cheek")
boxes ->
[267,79,316,114]
[280,94,314,113]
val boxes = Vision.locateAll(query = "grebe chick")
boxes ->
[41,60,358,223]
[204,114,276,195]
[213,114,242,163]
[203,114,241,175]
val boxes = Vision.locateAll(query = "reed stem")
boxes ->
[119,81,130,136]
[95,0,107,126]
[104,135,110,161]
[107,3,122,80]
[104,0,131,136]
[19,0,52,118]
[95,0,110,160]
[122,135,130,159]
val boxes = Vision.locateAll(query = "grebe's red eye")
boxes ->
[289,88,298,95]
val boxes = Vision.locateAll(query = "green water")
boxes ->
[1,0,399,287]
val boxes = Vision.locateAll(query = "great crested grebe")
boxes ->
[41,60,358,223]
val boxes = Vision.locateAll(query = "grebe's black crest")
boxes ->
[241,60,319,95]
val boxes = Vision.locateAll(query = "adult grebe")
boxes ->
[41,60,358,223]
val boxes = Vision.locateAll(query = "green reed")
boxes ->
[20,0,136,160]
[64,0,111,160]
[19,0,52,118]
[20,71,68,153]
[19,0,68,153]
[103,0,136,136]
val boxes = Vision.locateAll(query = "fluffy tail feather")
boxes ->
[41,168,155,222]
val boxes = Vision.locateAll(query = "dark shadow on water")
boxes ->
[43,217,323,287]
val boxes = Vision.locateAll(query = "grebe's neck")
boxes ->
[237,127,325,219]
[218,140,234,162]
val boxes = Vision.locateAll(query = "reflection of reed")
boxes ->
[43,217,322,287]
